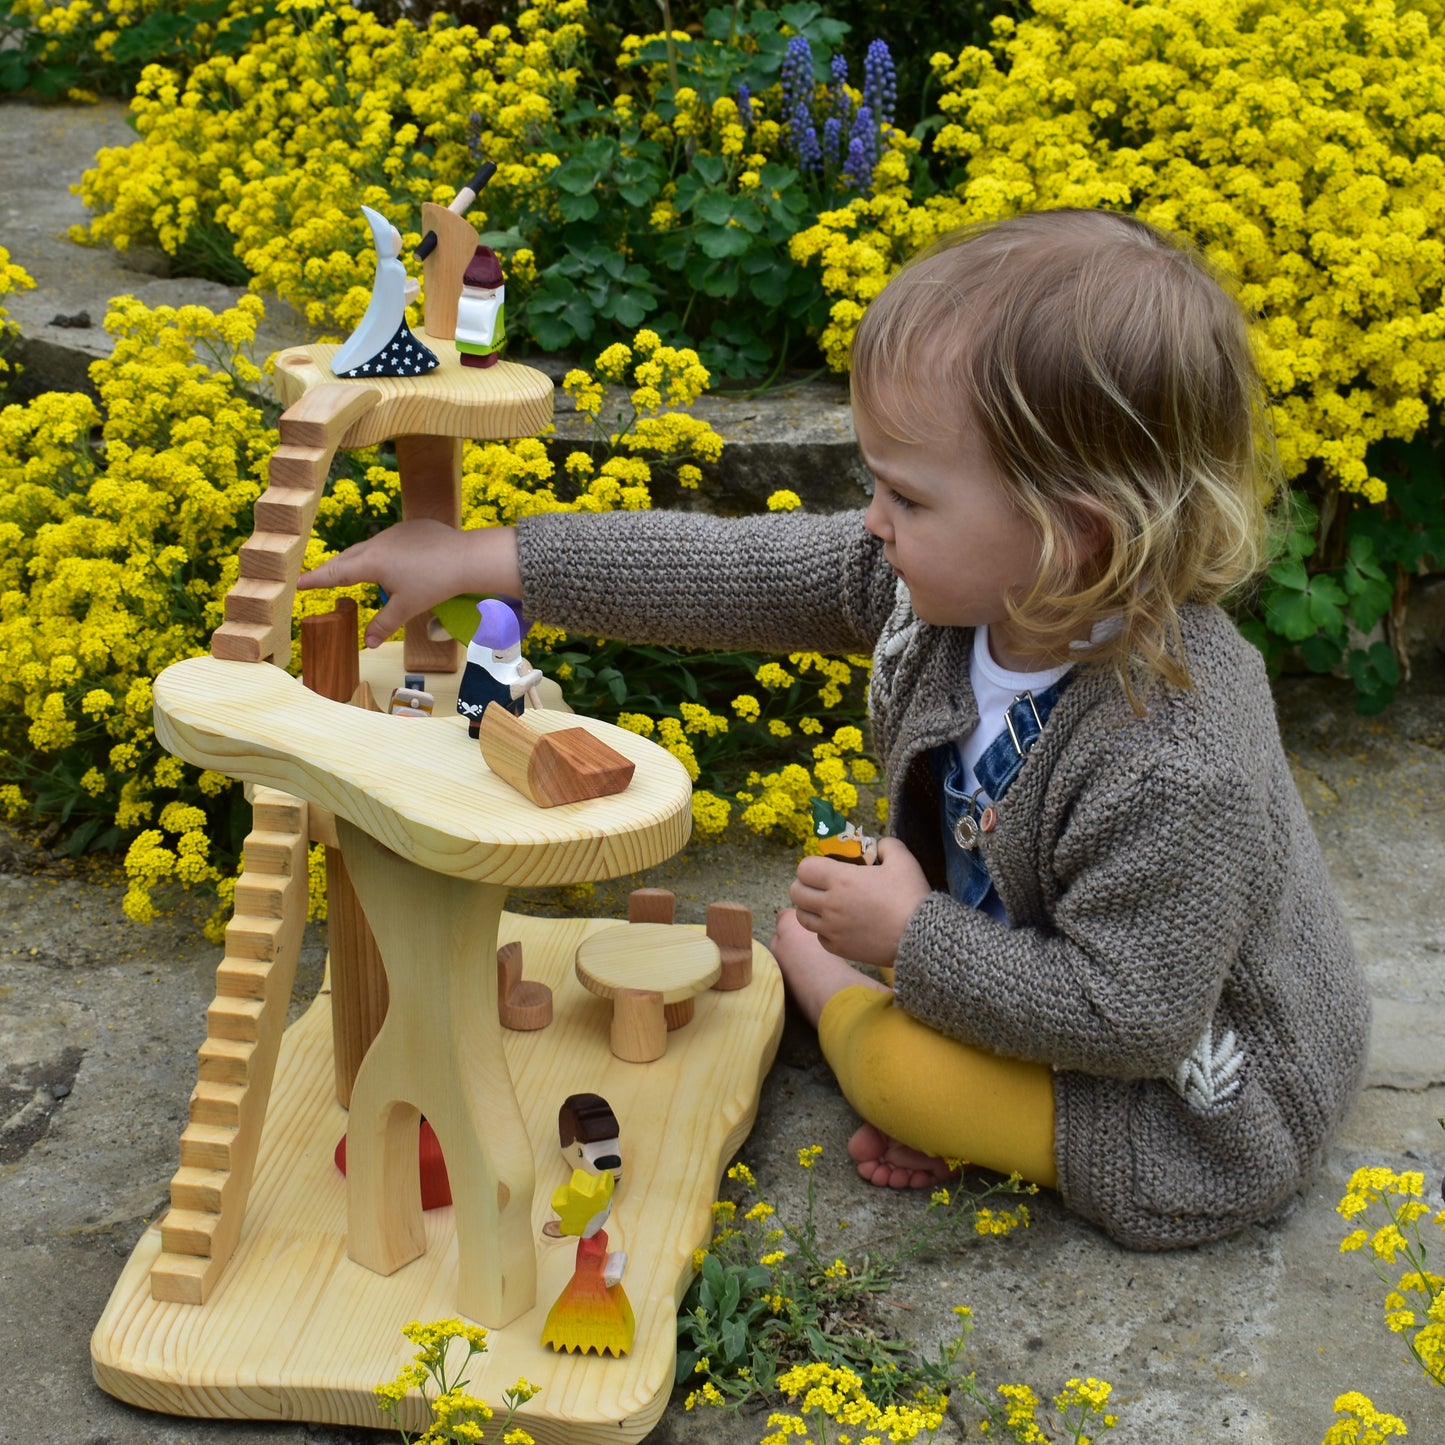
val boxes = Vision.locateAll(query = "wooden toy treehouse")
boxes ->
[90,188,785,1442]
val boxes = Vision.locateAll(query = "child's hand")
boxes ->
[298,519,523,648]
[788,837,931,966]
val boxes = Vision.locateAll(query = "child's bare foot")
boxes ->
[847,1122,957,1190]
[768,908,887,1028]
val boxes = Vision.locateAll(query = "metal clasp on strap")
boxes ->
[1003,690,1045,758]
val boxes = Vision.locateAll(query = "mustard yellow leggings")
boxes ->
[818,985,1058,1188]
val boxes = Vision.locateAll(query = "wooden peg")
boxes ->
[497,940,553,1031]
[610,987,666,1064]
[628,888,675,926]
[479,703,635,807]
[300,600,360,703]
[707,902,754,991]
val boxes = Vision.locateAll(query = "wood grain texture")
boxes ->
[325,846,389,1109]
[152,654,692,887]
[211,383,379,666]
[707,902,755,992]
[498,941,554,1031]
[337,819,535,1326]
[575,924,721,1004]
[419,202,481,341]
[395,432,463,675]
[150,788,309,1304]
[271,344,552,448]
[480,704,636,807]
[92,910,785,1440]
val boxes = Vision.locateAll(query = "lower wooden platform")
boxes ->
[91,910,783,1440]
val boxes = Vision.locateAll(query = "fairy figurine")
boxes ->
[540,1168,634,1357]
[330,205,439,379]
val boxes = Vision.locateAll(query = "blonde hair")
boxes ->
[850,209,1277,707]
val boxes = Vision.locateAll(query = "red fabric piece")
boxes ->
[333,1118,452,1209]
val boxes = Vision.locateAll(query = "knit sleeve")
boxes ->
[514,508,895,654]
[890,743,1276,1078]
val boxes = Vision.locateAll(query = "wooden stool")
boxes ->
[575,923,721,1063]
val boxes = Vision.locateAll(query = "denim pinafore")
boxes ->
[932,677,1071,914]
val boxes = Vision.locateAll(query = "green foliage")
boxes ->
[1244,439,1444,714]
[492,1,897,379]
[677,1153,1036,1408]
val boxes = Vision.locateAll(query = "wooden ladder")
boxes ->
[210,382,379,667]
[150,787,310,1304]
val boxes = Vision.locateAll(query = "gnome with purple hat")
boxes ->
[457,598,542,737]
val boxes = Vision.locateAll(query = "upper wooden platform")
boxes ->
[271,339,553,448]
[153,655,692,887]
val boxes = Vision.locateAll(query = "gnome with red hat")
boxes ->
[455,246,506,368]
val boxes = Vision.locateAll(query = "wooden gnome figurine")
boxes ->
[559,1093,622,1182]
[330,205,440,379]
[454,245,506,368]
[540,1168,634,1357]
[456,598,542,738]
[810,796,879,865]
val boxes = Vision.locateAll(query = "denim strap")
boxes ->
[934,674,1072,914]
[972,677,1072,807]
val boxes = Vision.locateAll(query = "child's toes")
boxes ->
[847,1122,890,1164]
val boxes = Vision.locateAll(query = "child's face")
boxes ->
[857,401,1043,664]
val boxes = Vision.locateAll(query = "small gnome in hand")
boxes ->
[810,796,879,865]
[456,598,542,737]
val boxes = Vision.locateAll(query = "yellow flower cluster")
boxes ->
[1337,1163,1445,1388]
[8,0,241,93]
[1322,1392,1410,1444]
[77,0,587,331]
[374,1318,537,1445]
[763,1362,946,1445]
[0,247,35,380]
[792,0,1445,503]
[0,295,269,904]
[973,1204,1031,1237]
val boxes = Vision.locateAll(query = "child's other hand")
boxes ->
[298,519,522,648]
[789,837,930,966]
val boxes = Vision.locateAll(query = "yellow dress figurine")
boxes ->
[541,1169,635,1357]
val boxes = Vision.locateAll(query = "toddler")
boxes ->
[301,209,1369,1249]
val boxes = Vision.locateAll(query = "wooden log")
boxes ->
[479,703,635,807]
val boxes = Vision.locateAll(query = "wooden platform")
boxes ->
[91,909,784,1440]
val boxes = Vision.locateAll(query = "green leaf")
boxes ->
[701,1252,726,1295]
[720,1317,748,1362]
[608,291,652,328]
[475,229,524,251]
[1268,557,1309,591]
[696,224,753,260]
[1300,634,1344,673]
[693,190,736,226]
[719,1270,742,1321]
[557,192,599,223]
[0,51,31,91]
[694,154,727,186]
[1264,587,1322,644]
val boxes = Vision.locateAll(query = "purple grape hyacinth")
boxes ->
[863,39,897,129]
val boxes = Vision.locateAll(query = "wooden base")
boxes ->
[91,909,783,1440]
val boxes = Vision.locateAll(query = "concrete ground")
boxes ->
[2,96,1445,1445]
[2,665,1444,1445]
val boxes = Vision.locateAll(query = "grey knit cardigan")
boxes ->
[517,507,1371,1249]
